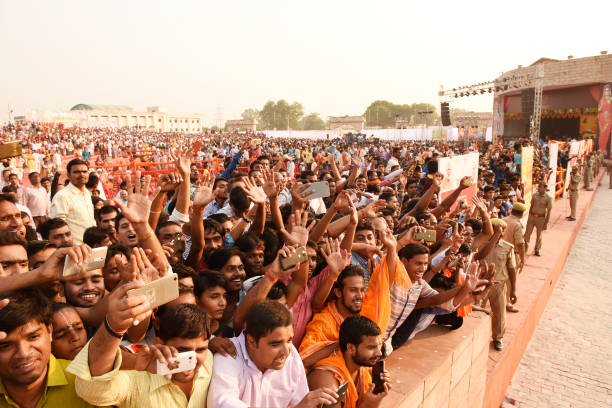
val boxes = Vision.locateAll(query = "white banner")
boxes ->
[547,142,558,197]
[263,126,493,141]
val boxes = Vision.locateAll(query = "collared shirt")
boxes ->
[202,200,223,219]
[503,215,525,247]
[529,191,553,216]
[484,239,516,282]
[277,189,292,207]
[23,185,50,217]
[50,183,96,244]
[207,333,308,408]
[67,341,213,408]
[383,278,454,353]
[0,355,93,408]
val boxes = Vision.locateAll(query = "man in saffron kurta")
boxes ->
[307,316,391,408]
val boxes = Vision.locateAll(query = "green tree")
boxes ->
[363,100,440,127]
[300,113,326,130]
[241,108,260,121]
[259,99,304,130]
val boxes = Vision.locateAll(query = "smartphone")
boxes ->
[62,246,108,277]
[279,246,307,271]
[414,230,436,242]
[322,381,349,408]
[372,360,386,394]
[457,214,466,223]
[156,350,196,376]
[170,233,185,254]
[127,274,179,309]
[302,181,330,200]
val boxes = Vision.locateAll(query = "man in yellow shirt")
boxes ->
[0,290,94,408]
[67,281,213,408]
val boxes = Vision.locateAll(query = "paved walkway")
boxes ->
[503,184,612,407]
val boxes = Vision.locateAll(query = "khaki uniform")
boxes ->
[503,214,525,266]
[568,173,581,219]
[484,239,516,341]
[524,191,553,252]
[606,159,612,189]
[584,157,593,189]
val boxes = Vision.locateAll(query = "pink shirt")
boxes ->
[22,185,50,217]
[208,333,309,408]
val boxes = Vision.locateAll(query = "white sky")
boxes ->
[1,0,610,126]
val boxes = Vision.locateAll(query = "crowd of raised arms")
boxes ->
[0,122,596,407]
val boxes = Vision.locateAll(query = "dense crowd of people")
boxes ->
[0,122,604,407]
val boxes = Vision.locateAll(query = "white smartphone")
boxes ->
[127,273,179,309]
[302,181,330,200]
[62,246,108,277]
[156,350,196,376]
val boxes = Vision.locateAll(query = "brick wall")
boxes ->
[381,313,491,408]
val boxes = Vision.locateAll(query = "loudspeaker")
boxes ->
[440,102,451,126]
[521,88,535,116]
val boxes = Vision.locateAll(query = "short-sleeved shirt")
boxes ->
[484,240,516,282]
[503,215,525,247]
[530,192,552,216]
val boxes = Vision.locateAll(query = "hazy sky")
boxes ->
[1,0,610,126]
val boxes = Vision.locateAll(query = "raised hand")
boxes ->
[320,237,351,280]
[380,229,398,253]
[362,200,387,219]
[242,177,267,204]
[262,170,280,199]
[106,281,152,333]
[114,172,152,225]
[172,148,193,177]
[432,173,444,191]
[471,196,488,213]
[38,244,93,282]
[398,225,426,247]
[193,173,216,210]
[266,245,302,280]
[131,343,178,377]
[290,183,315,208]
[157,173,182,193]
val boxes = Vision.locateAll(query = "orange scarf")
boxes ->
[314,351,371,408]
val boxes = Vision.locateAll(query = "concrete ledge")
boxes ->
[381,313,491,408]
[380,170,606,408]
[483,170,606,408]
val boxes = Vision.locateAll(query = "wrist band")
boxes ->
[242,216,251,223]
[138,228,154,243]
[150,211,161,214]
[104,316,126,339]
[265,272,278,283]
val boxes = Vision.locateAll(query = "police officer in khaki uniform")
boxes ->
[567,165,581,221]
[584,153,593,190]
[524,181,553,256]
[503,201,526,313]
[484,218,517,351]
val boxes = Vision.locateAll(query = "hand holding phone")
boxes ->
[156,350,196,376]
[279,246,307,271]
[322,381,349,408]
[63,246,108,277]
[413,229,436,242]
[372,360,386,394]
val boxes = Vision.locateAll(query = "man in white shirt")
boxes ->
[208,301,338,408]
[385,147,402,173]
[50,159,96,244]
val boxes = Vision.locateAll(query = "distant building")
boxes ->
[225,119,257,132]
[26,104,204,132]
[328,116,365,134]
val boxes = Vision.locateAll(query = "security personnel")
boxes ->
[584,154,593,190]
[524,181,553,256]
[567,165,581,221]
[503,201,526,313]
[606,157,612,189]
[484,218,517,351]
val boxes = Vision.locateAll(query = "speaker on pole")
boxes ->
[440,102,451,126]
[521,88,535,117]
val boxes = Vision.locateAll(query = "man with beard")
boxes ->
[207,247,247,324]
[0,290,93,407]
[95,205,118,243]
[63,267,105,310]
[38,218,74,248]
[50,159,96,245]
[0,194,26,238]
[308,315,392,408]
[208,301,338,408]
[69,299,214,407]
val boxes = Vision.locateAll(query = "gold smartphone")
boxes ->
[414,229,436,242]
[279,246,307,271]
[0,142,22,160]
[62,246,108,277]
[127,274,179,309]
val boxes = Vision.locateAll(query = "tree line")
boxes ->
[239,99,441,131]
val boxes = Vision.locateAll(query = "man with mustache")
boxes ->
[0,290,93,407]
[50,159,96,245]
[95,205,118,243]
[308,315,392,407]
[0,194,26,238]
[38,218,74,248]
[63,268,105,309]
